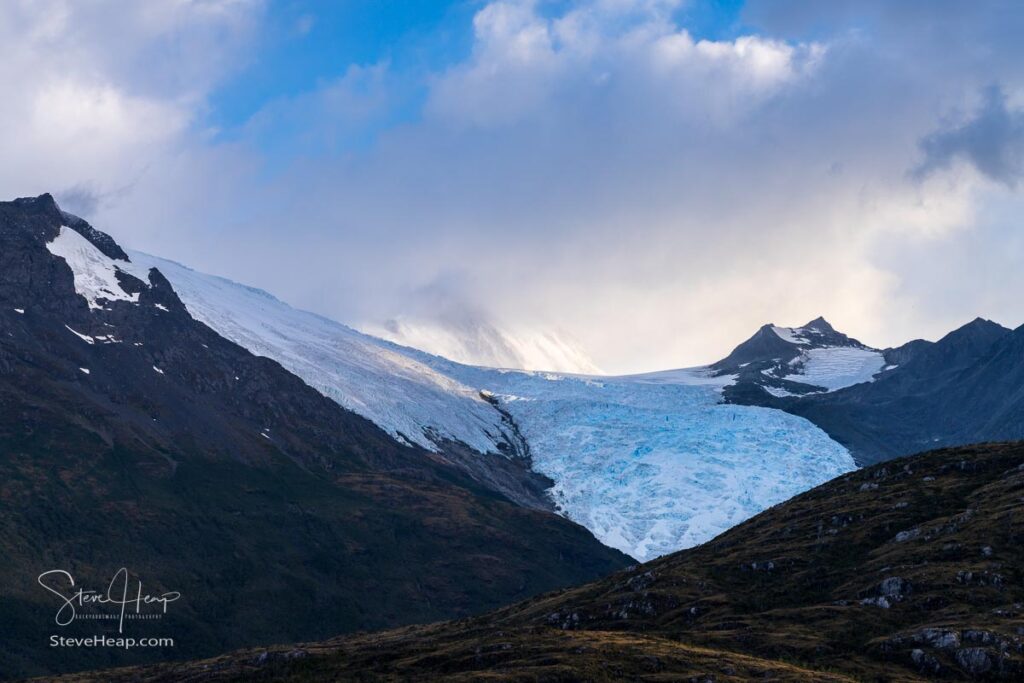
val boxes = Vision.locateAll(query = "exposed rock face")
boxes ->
[956,648,993,675]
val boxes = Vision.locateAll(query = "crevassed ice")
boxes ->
[393,357,856,561]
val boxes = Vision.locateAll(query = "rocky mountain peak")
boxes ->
[3,193,129,261]
[802,315,835,333]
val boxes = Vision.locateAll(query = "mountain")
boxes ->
[727,317,1024,464]
[135,253,856,562]
[58,442,1024,681]
[715,316,888,398]
[0,195,629,678]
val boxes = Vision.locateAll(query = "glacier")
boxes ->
[383,357,855,560]
[133,251,856,561]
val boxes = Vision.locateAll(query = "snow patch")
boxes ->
[771,325,810,345]
[784,347,886,391]
[46,226,141,310]
[618,366,736,389]
[64,325,95,344]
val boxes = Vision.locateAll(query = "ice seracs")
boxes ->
[407,358,855,560]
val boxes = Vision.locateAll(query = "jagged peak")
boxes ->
[2,193,129,261]
[11,192,61,213]
[802,316,835,332]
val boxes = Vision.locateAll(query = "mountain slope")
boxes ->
[65,441,1024,682]
[0,195,629,679]
[136,255,856,561]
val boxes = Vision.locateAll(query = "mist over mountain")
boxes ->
[367,314,602,374]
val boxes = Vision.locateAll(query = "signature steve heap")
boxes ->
[38,568,181,633]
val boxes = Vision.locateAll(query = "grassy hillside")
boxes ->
[50,441,1024,681]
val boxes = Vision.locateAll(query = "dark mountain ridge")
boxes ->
[0,195,628,679]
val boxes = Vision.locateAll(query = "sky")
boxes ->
[2,0,1023,374]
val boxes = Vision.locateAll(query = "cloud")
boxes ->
[3,0,1024,373]
[914,85,1024,187]
[0,0,261,206]
[426,0,823,128]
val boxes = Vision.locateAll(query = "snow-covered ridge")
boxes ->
[129,252,515,454]
[46,226,141,309]
[771,325,810,345]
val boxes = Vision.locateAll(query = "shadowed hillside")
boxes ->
[50,441,1024,681]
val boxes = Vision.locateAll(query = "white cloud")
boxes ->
[427,0,822,129]
[0,0,261,209]
[3,0,1023,373]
